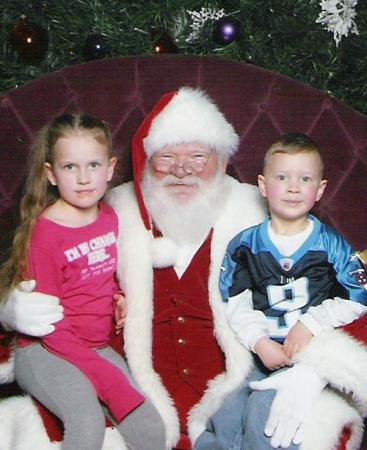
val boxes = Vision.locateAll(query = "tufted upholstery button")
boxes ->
[178,338,186,345]
[258,103,267,111]
[323,97,333,109]
[177,316,185,323]
[182,368,190,375]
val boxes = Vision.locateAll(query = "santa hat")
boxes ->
[132,87,239,230]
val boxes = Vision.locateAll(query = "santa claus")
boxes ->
[0,87,366,450]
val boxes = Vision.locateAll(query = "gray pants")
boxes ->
[15,343,165,450]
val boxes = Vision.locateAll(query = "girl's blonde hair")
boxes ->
[0,113,113,302]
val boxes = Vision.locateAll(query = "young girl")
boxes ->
[0,113,165,450]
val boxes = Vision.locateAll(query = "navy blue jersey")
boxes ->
[220,215,367,341]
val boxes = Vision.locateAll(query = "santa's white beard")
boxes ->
[142,170,228,246]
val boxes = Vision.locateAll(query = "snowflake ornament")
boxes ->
[186,7,226,43]
[316,0,359,46]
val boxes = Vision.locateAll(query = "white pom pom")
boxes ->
[151,237,178,268]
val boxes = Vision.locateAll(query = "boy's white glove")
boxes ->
[250,364,326,448]
[0,280,63,336]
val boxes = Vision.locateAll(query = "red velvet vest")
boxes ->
[152,232,225,436]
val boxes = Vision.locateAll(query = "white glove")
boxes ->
[250,364,326,448]
[0,280,63,336]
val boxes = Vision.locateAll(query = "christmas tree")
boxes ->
[1,0,367,114]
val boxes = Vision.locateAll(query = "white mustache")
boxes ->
[161,175,200,186]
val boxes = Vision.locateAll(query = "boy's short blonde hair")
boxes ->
[263,132,324,174]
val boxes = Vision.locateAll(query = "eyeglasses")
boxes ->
[151,154,210,175]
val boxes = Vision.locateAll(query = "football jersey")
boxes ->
[220,215,367,341]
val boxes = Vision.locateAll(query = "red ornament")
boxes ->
[9,16,48,64]
[152,31,178,54]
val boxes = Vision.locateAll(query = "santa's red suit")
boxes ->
[0,88,367,450]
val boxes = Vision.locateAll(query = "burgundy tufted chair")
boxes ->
[0,55,366,449]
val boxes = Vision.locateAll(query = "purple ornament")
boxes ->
[213,17,241,45]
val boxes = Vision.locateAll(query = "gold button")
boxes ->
[182,368,190,375]
[177,316,185,323]
[178,338,186,345]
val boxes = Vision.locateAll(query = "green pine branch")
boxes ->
[1,0,367,114]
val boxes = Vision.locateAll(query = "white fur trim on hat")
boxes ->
[144,87,239,157]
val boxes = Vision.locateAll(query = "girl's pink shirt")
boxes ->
[17,202,144,421]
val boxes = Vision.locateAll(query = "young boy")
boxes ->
[194,133,367,450]
[221,132,367,369]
